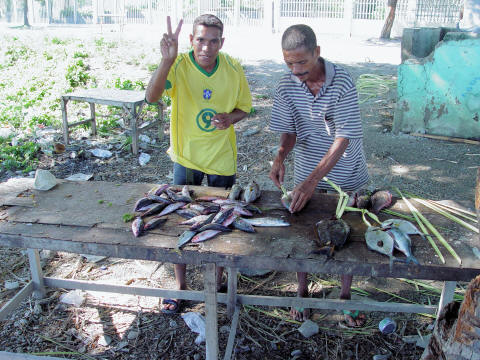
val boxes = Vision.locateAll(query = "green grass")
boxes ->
[0,137,40,173]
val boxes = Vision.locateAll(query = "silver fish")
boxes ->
[143,217,167,231]
[222,213,238,227]
[242,217,290,227]
[191,229,222,243]
[133,197,154,212]
[175,208,201,219]
[146,193,172,204]
[386,228,420,265]
[381,219,425,239]
[228,184,242,200]
[180,214,210,226]
[181,185,193,202]
[213,208,235,224]
[177,230,197,248]
[190,213,216,231]
[365,226,397,270]
[147,184,169,196]
[242,180,261,203]
[132,217,144,237]
[197,223,232,233]
[140,202,168,217]
[157,202,186,217]
[232,217,255,233]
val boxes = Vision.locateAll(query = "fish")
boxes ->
[242,180,261,203]
[386,228,420,265]
[281,191,292,211]
[190,213,216,231]
[175,208,201,219]
[133,197,154,212]
[146,193,172,204]
[370,190,393,214]
[157,202,187,217]
[355,189,371,209]
[180,214,210,225]
[365,226,397,270]
[313,218,350,257]
[242,217,290,227]
[244,203,262,214]
[222,205,252,217]
[222,213,238,227]
[143,217,167,231]
[131,217,144,237]
[147,184,169,196]
[228,184,242,200]
[140,202,168,217]
[196,196,226,202]
[177,230,197,248]
[187,203,206,213]
[191,229,222,243]
[213,208,234,224]
[181,185,193,202]
[232,217,256,233]
[136,202,159,213]
[381,219,425,239]
[197,223,232,233]
[201,204,221,214]
[166,188,192,203]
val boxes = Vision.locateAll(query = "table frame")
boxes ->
[61,89,164,155]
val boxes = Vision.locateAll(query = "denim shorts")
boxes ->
[173,162,235,188]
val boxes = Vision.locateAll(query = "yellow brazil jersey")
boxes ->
[164,50,252,176]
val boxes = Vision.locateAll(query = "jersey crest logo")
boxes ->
[203,89,212,100]
[196,108,217,132]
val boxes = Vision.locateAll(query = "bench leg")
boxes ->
[90,102,96,137]
[227,267,238,319]
[27,249,46,299]
[204,263,219,360]
[61,98,69,145]
[130,105,138,155]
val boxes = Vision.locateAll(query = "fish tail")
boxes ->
[406,256,420,265]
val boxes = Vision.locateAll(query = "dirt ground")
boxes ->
[0,25,478,360]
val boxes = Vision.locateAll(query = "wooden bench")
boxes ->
[61,89,163,155]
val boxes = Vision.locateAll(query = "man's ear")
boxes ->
[189,33,193,45]
[315,45,321,58]
[220,37,225,49]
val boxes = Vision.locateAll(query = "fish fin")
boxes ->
[406,256,420,265]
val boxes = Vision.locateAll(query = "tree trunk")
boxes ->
[421,275,480,360]
[23,0,30,26]
[380,0,397,39]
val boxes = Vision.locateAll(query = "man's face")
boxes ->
[190,25,224,71]
[282,45,320,82]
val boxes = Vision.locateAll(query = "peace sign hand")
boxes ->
[161,16,183,64]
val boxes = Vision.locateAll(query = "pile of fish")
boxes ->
[348,189,393,214]
[365,219,424,269]
[130,180,290,249]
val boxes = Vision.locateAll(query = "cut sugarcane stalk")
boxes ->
[408,196,479,234]
[395,187,456,264]
[425,200,477,223]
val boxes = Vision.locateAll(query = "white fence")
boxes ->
[0,0,464,37]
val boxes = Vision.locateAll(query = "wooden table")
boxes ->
[61,89,163,155]
[1,178,479,360]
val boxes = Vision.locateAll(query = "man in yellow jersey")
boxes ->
[146,14,252,314]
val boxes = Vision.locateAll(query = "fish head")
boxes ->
[365,226,394,256]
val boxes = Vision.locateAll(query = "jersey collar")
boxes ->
[189,50,219,77]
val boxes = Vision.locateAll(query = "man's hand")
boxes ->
[161,16,183,64]
[289,179,317,213]
[269,157,285,189]
[211,113,232,130]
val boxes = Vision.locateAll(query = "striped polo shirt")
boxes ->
[270,58,369,192]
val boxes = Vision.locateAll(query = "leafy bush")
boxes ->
[73,51,89,58]
[4,44,31,66]
[114,78,145,91]
[0,137,40,172]
[51,37,66,45]
[66,59,90,88]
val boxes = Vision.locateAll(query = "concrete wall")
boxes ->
[393,31,480,139]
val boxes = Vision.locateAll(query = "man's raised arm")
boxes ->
[146,16,183,103]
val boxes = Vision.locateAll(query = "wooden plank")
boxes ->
[227,267,238,318]
[223,305,240,360]
[0,352,63,359]
[66,118,94,128]
[0,281,34,321]
[410,132,480,145]
[61,97,69,144]
[90,102,96,136]
[0,177,35,207]
[62,89,145,106]
[204,263,219,360]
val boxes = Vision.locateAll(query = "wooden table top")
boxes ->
[0,178,479,281]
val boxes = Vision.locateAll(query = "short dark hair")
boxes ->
[281,24,317,53]
[193,14,224,37]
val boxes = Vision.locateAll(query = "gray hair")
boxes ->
[281,24,317,53]
[193,14,224,36]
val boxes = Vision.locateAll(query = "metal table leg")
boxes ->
[27,249,46,299]
[438,281,456,314]
[227,267,238,319]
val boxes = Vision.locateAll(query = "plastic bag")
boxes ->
[181,312,206,345]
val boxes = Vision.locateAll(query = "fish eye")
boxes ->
[377,240,384,247]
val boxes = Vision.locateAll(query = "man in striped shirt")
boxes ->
[269,24,369,325]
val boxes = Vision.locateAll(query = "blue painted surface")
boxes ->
[393,33,480,139]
